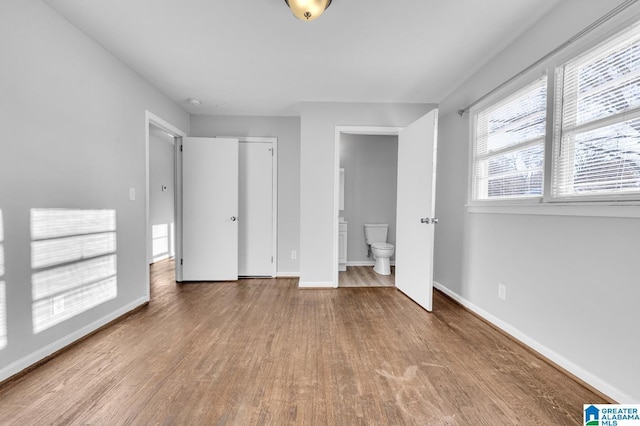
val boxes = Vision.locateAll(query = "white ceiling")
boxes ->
[43,0,561,116]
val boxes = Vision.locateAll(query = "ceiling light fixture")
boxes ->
[284,0,332,21]
[187,98,201,106]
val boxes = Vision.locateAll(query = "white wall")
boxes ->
[340,134,398,263]
[435,0,640,402]
[299,102,436,286]
[189,115,300,275]
[0,1,189,381]
[149,131,175,263]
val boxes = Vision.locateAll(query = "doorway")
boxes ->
[338,133,398,288]
[333,110,439,311]
[145,111,187,296]
[149,124,176,264]
[333,126,402,291]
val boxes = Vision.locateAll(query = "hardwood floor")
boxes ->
[339,265,395,287]
[0,259,607,425]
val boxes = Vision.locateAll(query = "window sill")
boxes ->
[466,201,640,218]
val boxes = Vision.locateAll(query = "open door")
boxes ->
[395,110,438,311]
[182,137,239,281]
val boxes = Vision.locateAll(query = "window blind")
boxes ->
[473,76,547,200]
[554,21,640,198]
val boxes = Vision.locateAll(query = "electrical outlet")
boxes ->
[291,250,297,260]
[498,283,506,301]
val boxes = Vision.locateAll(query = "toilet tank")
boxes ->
[364,223,388,245]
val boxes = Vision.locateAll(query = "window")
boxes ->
[554,21,640,199]
[470,18,640,209]
[472,76,547,201]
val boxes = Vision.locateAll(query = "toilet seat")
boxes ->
[372,242,393,250]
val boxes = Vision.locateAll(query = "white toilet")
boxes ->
[364,223,395,275]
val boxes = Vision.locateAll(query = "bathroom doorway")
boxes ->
[333,111,439,311]
[338,134,398,288]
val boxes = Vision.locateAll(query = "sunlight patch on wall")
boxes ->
[170,222,174,258]
[152,222,174,262]
[0,209,6,350]
[31,209,117,334]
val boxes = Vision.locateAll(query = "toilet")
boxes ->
[364,223,395,275]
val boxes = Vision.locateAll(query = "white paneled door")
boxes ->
[395,110,438,311]
[182,137,239,281]
[238,142,274,276]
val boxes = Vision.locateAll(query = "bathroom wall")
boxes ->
[340,134,398,263]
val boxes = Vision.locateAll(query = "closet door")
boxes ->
[182,137,239,281]
[238,142,274,277]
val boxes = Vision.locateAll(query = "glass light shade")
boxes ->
[285,0,332,21]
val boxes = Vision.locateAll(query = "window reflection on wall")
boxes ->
[0,210,6,349]
[152,222,174,262]
[31,209,117,333]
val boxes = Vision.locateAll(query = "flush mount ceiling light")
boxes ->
[187,98,201,106]
[284,0,332,21]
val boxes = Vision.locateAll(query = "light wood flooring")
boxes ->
[339,265,395,287]
[0,259,608,425]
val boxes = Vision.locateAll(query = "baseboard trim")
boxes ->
[346,261,396,266]
[276,272,300,278]
[433,281,632,403]
[347,261,375,266]
[0,296,149,384]
[298,281,336,289]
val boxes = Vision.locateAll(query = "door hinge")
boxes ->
[269,148,273,156]
[180,144,183,152]
[271,256,274,263]
[180,258,183,265]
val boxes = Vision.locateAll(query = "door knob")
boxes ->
[230,216,237,222]
[420,218,430,224]
[432,218,439,224]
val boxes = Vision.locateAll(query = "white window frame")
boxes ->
[551,20,640,203]
[469,72,549,206]
[468,13,640,218]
